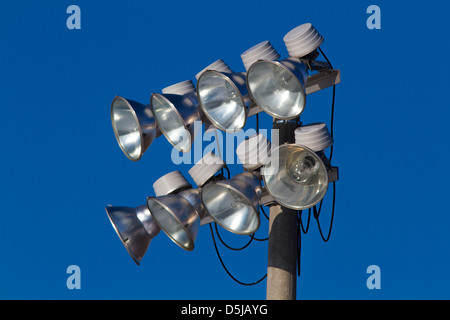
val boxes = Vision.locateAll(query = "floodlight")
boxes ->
[110,96,159,161]
[196,60,250,133]
[283,23,324,58]
[147,170,206,251]
[105,204,160,265]
[201,172,262,235]
[150,80,203,153]
[147,190,203,251]
[262,144,328,210]
[243,41,308,120]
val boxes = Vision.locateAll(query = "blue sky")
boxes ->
[1,0,450,300]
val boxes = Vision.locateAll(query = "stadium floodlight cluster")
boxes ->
[106,22,340,268]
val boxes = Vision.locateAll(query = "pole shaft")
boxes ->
[266,205,297,300]
[265,118,298,300]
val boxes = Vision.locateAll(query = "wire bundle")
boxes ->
[209,47,337,286]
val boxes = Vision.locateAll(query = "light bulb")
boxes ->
[288,154,319,184]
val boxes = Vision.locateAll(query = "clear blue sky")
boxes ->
[1,0,450,300]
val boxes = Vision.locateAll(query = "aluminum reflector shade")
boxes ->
[246,58,307,120]
[201,172,261,235]
[150,92,201,153]
[262,144,328,210]
[111,96,159,161]
[147,194,200,251]
[105,204,160,265]
[197,70,249,133]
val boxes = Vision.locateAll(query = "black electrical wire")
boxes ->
[256,113,259,134]
[318,47,336,161]
[318,47,333,69]
[313,199,324,219]
[260,205,270,220]
[209,223,267,286]
[308,47,335,242]
[250,205,268,240]
[328,85,336,161]
[252,235,268,241]
[314,181,336,242]
[223,165,231,179]
[296,211,302,277]
[208,48,336,286]
[214,222,254,251]
[299,209,311,234]
[245,205,268,241]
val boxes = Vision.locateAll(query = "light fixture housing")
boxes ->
[110,96,159,161]
[294,123,333,152]
[147,170,204,251]
[241,41,281,72]
[242,41,308,120]
[196,60,250,133]
[283,23,324,58]
[246,58,308,120]
[188,151,225,187]
[147,189,203,251]
[236,133,271,171]
[105,204,160,265]
[201,172,262,235]
[262,144,328,210]
[153,171,192,197]
[150,80,203,153]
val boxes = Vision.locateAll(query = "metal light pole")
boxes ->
[267,205,298,299]
[266,119,298,300]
